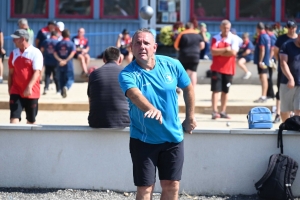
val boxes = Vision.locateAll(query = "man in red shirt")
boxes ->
[8,29,43,124]
[210,20,239,119]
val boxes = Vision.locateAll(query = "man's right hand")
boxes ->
[144,108,163,124]
[287,79,295,89]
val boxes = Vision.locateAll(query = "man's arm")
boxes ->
[280,54,294,88]
[181,84,196,134]
[23,70,41,97]
[8,68,13,94]
[126,88,162,124]
[199,41,205,50]
[274,46,279,61]
[258,46,265,65]
[221,48,237,56]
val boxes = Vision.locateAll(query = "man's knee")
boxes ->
[160,180,179,192]
[77,54,84,60]
[136,185,154,198]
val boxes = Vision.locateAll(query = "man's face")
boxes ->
[131,32,157,63]
[288,26,297,34]
[220,24,231,35]
[19,24,27,29]
[13,37,23,48]
[78,29,85,37]
[48,24,56,32]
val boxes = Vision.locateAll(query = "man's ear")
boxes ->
[117,54,123,65]
[103,57,106,63]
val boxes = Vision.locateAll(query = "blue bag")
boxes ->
[247,107,273,129]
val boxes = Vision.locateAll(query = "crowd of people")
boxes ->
[3,15,300,199]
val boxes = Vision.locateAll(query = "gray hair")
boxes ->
[220,19,231,26]
[18,18,28,26]
[132,28,155,42]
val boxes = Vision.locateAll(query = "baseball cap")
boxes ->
[48,20,56,26]
[122,29,129,34]
[56,21,65,31]
[11,29,29,40]
[287,20,297,28]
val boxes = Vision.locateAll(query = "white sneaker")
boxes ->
[204,55,209,60]
[242,71,252,79]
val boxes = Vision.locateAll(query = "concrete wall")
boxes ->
[2,58,278,84]
[0,125,299,195]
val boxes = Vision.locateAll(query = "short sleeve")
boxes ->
[175,60,191,89]
[118,69,137,95]
[231,36,240,52]
[279,42,288,55]
[275,36,282,48]
[32,49,44,70]
[210,37,217,49]
[72,42,76,52]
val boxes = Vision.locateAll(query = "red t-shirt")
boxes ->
[8,45,44,98]
[210,32,239,75]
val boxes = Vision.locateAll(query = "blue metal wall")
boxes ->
[0,0,284,58]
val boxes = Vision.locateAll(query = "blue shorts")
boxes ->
[238,56,252,63]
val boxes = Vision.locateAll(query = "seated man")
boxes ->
[72,28,90,77]
[116,29,133,64]
[237,32,254,79]
[87,46,130,128]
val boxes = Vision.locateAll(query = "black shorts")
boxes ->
[10,94,39,123]
[181,62,199,72]
[130,137,184,186]
[257,64,269,74]
[210,71,233,93]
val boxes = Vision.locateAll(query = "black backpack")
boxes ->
[278,116,300,154]
[255,154,298,200]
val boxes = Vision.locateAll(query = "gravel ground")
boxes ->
[0,188,264,200]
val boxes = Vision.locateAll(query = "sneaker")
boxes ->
[0,78,3,83]
[212,112,220,119]
[273,114,281,124]
[204,55,209,60]
[220,112,231,119]
[43,90,47,95]
[242,71,252,79]
[253,97,267,103]
[62,86,67,98]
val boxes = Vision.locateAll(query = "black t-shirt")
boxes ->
[280,40,300,85]
[275,34,295,72]
[178,32,203,63]
[87,61,130,128]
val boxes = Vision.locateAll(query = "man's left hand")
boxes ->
[182,118,197,134]
[23,86,32,97]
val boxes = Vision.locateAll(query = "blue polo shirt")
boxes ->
[279,40,300,85]
[254,31,271,66]
[238,40,254,61]
[55,39,76,71]
[41,37,59,66]
[119,55,190,144]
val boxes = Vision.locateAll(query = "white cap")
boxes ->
[56,21,65,32]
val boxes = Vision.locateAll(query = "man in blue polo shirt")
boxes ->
[279,32,300,122]
[254,22,271,103]
[119,28,196,200]
[54,29,76,98]
[41,31,59,95]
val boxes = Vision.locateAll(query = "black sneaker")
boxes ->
[62,86,67,98]
[273,114,280,124]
